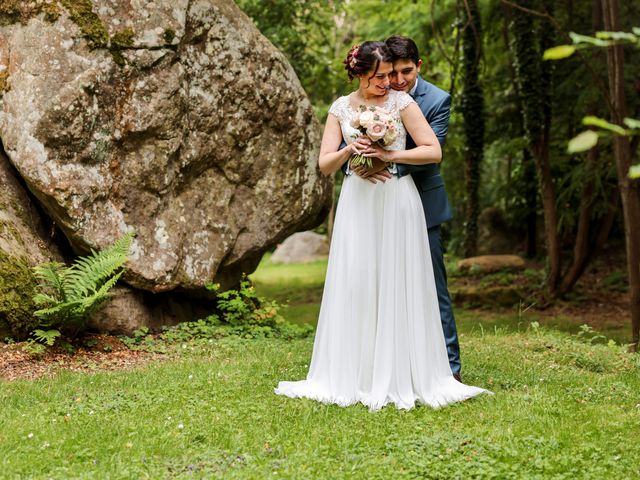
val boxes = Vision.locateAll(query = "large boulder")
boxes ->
[0,0,332,297]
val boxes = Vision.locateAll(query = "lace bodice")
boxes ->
[328,89,416,151]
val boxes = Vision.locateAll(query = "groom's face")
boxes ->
[390,59,422,93]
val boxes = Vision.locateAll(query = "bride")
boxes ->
[275,41,490,411]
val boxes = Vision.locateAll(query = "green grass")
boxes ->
[2,255,639,478]
[1,333,639,478]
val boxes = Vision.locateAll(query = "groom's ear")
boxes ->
[416,59,423,72]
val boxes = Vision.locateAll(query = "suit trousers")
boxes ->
[427,225,461,374]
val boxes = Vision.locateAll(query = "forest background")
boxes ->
[237,0,640,347]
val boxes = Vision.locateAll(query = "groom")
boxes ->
[351,36,461,381]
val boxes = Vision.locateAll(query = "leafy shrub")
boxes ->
[21,329,62,358]
[32,233,133,334]
[207,279,285,327]
[121,279,312,350]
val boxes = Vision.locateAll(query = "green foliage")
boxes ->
[602,269,628,292]
[545,27,640,152]
[32,233,133,333]
[121,279,312,351]
[236,0,347,115]
[208,278,285,327]
[32,329,61,346]
[543,44,577,60]
[20,329,63,358]
[20,339,47,357]
[567,130,599,153]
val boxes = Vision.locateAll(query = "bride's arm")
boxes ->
[363,103,442,165]
[318,114,363,176]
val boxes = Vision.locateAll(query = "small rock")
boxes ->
[271,231,329,264]
[458,255,526,273]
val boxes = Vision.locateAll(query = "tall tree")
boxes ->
[460,0,485,257]
[601,0,640,350]
[509,0,560,294]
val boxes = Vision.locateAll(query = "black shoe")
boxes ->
[453,373,462,383]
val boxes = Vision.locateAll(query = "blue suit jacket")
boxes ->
[398,76,453,228]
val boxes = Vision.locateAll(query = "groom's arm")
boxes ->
[397,94,451,176]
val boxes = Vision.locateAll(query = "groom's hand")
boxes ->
[353,157,392,184]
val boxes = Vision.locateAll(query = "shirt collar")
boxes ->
[409,80,418,97]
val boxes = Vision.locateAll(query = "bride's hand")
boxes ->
[362,143,395,163]
[349,135,372,155]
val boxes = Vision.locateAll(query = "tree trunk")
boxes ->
[559,144,598,294]
[602,0,640,350]
[558,2,605,295]
[501,4,537,257]
[510,0,560,293]
[592,185,618,252]
[461,0,485,258]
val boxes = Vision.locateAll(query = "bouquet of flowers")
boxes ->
[349,105,398,168]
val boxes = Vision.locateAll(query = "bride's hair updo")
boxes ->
[344,41,393,81]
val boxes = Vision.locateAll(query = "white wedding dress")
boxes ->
[275,90,490,411]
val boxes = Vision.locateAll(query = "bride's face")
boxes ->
[358,61,392,97]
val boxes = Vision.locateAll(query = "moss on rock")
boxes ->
[163,28,176,44]
[110,28,135,66]
[0,250,38,337]
[59,0,109,49]
[0,0,61,24]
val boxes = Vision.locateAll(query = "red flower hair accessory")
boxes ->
[349,44,360,68]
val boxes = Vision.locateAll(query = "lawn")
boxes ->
[1,255,639,479]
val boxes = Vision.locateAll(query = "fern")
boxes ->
[32,233,134,332]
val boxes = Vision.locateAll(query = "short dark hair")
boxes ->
[385,36,420,64]
[344,41,393,82]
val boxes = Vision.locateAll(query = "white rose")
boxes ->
[359,110,374,128]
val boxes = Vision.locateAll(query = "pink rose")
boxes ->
[366,121,388,142]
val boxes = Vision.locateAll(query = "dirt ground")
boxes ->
[0,334,161,382]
